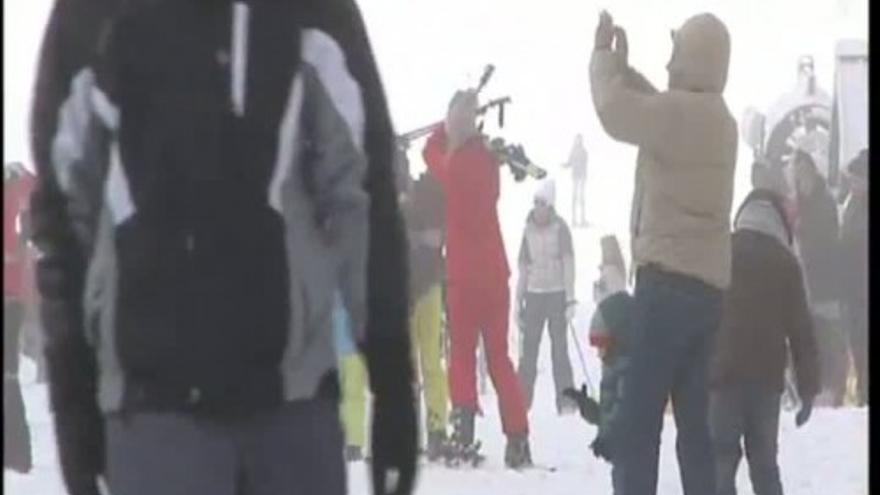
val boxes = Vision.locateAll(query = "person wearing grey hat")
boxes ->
[709,190,820,495]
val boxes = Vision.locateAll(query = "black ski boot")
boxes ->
[425,430,450,462]
[344,445,364,462]
[505,434,533,469]
[556,395,578,416]
[445,407,484,467]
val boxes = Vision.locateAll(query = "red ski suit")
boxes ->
[4,173,36,302]
[423,128,528,435]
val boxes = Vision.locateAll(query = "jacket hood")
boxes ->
[734,194,792,248]
[667,13,731,93]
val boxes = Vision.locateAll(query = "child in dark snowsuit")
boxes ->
[564,235,632,490]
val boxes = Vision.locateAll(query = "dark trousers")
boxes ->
[106,398,346,495]
[613,267,722,495]
[572,176,587,227]
[709,385,783,495]
[814,313,849,406]
[4,299,32,472]
[517,291,574,410]
[843,303,868,406]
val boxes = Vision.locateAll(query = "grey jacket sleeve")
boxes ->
[560,221,575,302]
[516,229,531,301]
[299,49,370,339]
[590,49,670,150]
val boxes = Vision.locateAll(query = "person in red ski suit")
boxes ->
[422,90,531,468]
[4,162,36,473]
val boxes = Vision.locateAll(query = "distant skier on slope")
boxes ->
[561,135,588,227]
[588,10,737,494]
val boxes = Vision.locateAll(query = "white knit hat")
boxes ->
[534,178,557,206]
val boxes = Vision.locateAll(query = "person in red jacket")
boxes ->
[423,90,531,468]
[4,161,35,473]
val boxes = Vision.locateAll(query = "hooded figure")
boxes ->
[589,11,737,495]
[709,191,820,495]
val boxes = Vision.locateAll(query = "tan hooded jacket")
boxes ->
[590,13,738,289]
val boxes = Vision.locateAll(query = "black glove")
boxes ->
[563,385,600,425]
[590,435,612,462]
[795,399,813,428]
[365,336,418,495]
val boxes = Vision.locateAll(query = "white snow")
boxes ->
[4,349,868,494]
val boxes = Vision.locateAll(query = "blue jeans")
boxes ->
[710,384,784,495]
[613,266,723,495]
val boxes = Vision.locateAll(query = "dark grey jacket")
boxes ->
[30,0,408,415]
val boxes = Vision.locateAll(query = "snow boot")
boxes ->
[445,407,484,467]
[450,406,475,447]
[343,445,363,462]
[556,395,579,416]
[504,434,533,469]
[425,430,450,461]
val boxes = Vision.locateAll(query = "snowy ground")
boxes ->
[4,188,869,495]
[5,334,868,495]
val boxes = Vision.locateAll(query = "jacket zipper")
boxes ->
[230,2,250,117]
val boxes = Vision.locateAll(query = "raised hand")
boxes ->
[613,26,629,65]
[595,11,615,50]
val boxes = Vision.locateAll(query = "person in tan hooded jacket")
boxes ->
[589,11,737,495]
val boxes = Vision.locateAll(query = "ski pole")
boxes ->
[568,320,595,397]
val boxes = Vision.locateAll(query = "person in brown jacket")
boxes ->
[709,187,820,495]
[589,10,737,495]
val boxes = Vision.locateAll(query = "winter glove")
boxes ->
[795,399,813,427]
[565,301,577,323]
[562,385,600,425]
[594,11,615,50]
[590,434,612,462]
[365,335,418,495]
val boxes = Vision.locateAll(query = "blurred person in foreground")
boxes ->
[562,135,589,227]
[29,0,416,494]
[589,10,737,494]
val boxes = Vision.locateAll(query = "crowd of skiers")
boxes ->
[2,2,869,495]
